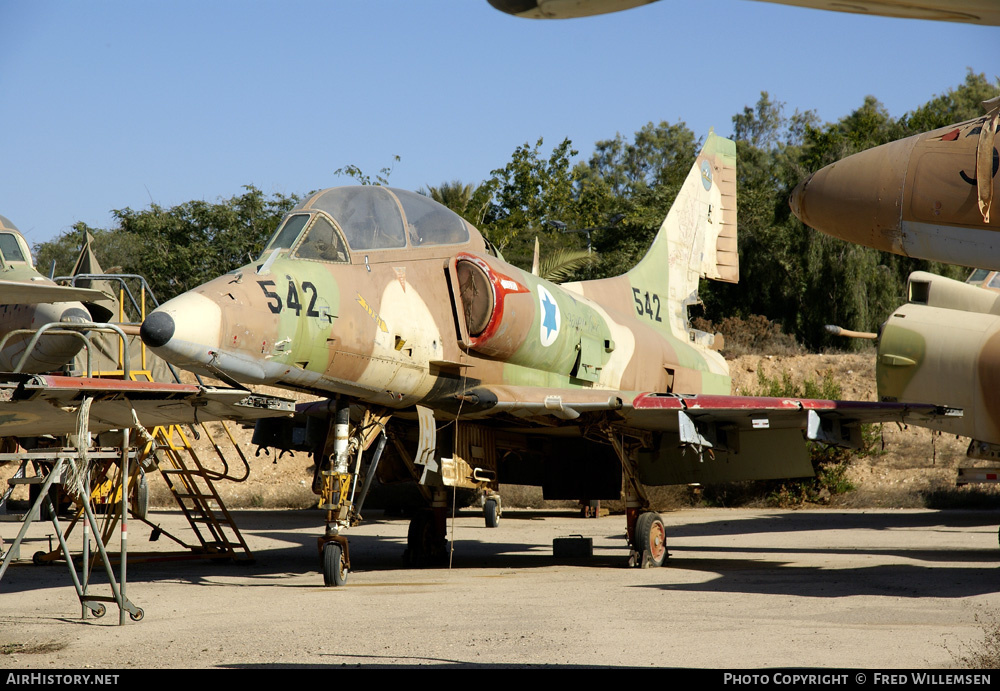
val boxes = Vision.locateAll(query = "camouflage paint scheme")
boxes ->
[791,104,1000,456]
[877,271,1000,450]
[141,133,948,577]
[143,133,739,409]
[0,215,109,373]
[487,0,1000,24]
[790,104,1000,268]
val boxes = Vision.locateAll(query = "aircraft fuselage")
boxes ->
[141,222,728,411]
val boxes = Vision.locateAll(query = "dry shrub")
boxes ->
[922,485,1000,510]
[951,609,1000,669]
[0,640,66,655]
[693,314,802,358]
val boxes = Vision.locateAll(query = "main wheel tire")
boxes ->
[322,543,348,586]
[484,498,500,528]
[404,510,447,566]
[634,511,667,568]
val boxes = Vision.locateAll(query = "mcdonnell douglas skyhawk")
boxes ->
[139,132,949,585]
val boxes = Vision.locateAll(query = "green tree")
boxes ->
[333,155,400,186]
[422,180,490,227]
[902,70,1000,133]
[476,137,581,268]
[34,186,298,301]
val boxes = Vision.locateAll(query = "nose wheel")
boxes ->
[320,537,349,587]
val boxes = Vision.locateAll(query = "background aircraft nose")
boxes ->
[789,137,917,254]
[140,311,175,348]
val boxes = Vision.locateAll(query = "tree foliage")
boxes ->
[33,72,999,347]
[36,186,298,301]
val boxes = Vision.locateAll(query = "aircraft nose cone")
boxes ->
[140,291,222,370]
[789,137,918,254]
[788,174,810,221]
[140,311,175,348]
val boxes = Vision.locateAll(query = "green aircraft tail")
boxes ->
[625,130,738,345]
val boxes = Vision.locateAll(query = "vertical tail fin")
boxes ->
[626,130,738,343]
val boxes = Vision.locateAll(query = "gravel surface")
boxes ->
[2,507,999,668]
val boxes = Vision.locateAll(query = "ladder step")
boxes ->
[7,477,56,485]
[191,517,231,524]
[152,421,253,562]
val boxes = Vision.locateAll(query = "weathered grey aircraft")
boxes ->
[140,132,948,585]
[790,99,1000,269]
[0,214,110,373]
[488,0,1000,24]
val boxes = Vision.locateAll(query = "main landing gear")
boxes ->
[602,424,668,569]
[629,511,667,568]
[483,494,501,528]
[403,507,449,566]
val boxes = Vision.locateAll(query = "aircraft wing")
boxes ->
[443,385,960,484]
[449,385,953,429]
[0,374,294,437]
[0,280,108,305]
[488,0,1000,25]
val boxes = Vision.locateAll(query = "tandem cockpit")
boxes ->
[257,186,494,270]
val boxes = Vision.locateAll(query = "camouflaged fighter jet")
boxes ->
[488,0,1000,24]
[870,270,1000,450]
[139,132,949,586]
[0,214,110,373]
[793,102,1000,460]
[790,99,1000,268]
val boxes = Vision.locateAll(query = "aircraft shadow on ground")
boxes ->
[224,660,665,669]
[2,508,998,599]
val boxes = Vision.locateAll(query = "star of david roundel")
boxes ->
[537,285,560,347]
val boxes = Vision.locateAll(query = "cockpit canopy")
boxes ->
[0,215,31,266]
[263,186,473,262]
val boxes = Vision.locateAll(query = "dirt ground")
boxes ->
[3,355,1000,669]
[3,507,1000,668]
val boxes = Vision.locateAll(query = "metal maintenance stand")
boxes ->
[0,414,143,624]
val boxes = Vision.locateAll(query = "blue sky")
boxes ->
[1,1,997,252]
